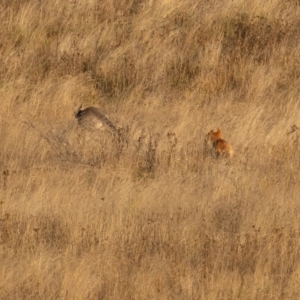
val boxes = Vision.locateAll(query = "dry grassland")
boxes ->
[1,0,300,299]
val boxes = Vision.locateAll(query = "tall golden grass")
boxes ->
[1,0,300,299]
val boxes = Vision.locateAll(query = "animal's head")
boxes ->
[208,128,222,142]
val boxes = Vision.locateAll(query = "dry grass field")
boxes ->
[1,0,300,299]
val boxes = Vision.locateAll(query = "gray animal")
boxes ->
[74,104,118,134]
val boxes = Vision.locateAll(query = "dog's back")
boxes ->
[213,139,233,157]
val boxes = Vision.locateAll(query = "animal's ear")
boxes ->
[74,104,83,116]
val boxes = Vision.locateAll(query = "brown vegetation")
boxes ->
[1,0,300,299]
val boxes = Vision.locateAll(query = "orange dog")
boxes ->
[206,128,233,158]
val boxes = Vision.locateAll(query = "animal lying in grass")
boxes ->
[74,104,118,134]
[206,128,233,158]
